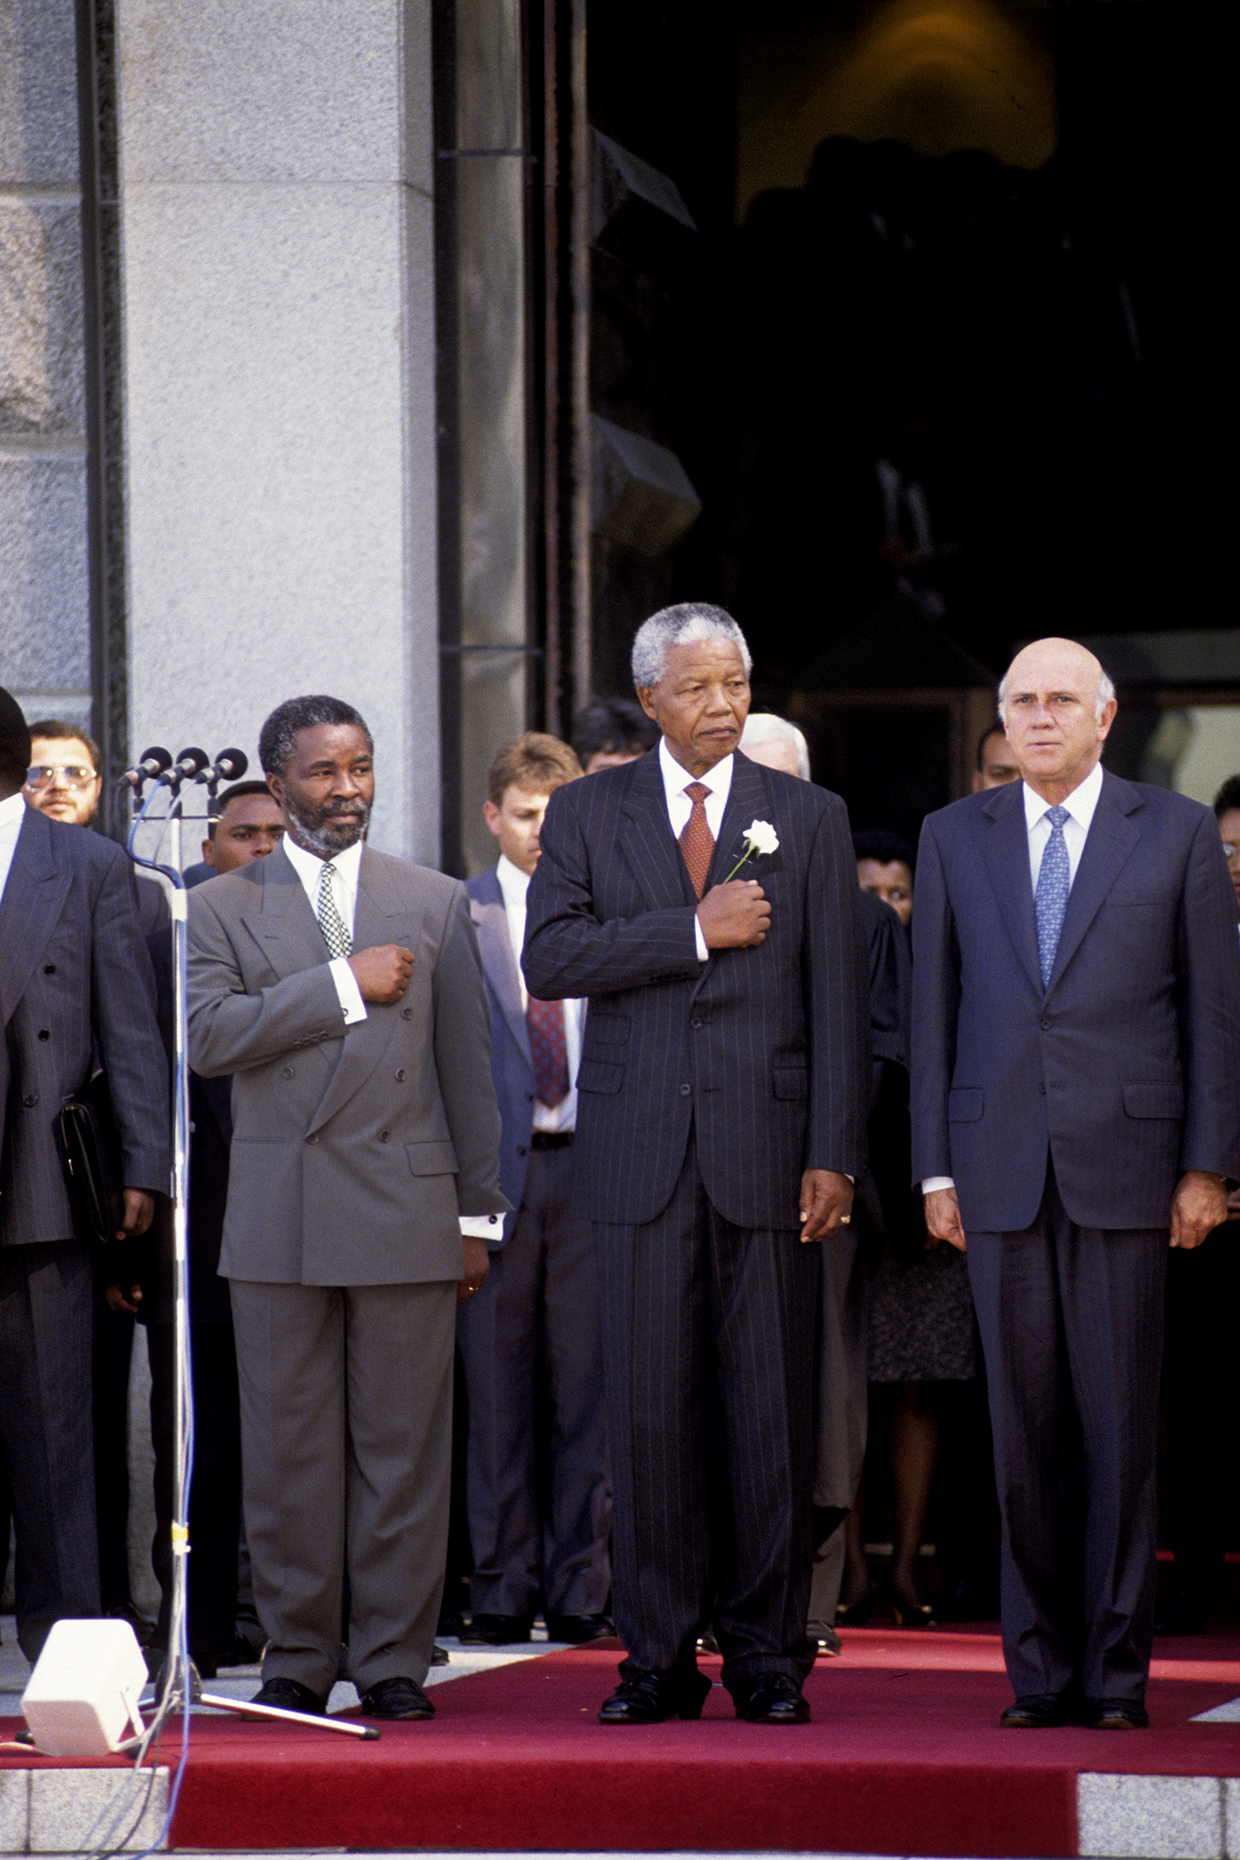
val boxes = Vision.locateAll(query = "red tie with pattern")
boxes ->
[527,996,569,1108]
[679,782,714,899]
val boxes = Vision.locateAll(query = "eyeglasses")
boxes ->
[1222,843,1240,864]
[24,765,99,792]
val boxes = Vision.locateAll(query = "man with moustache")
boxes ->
[912,637,1240,1729]
[524,605,868,1726]
[188,695,505,1720]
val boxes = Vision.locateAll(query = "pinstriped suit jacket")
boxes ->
[0,807,170,1247]
[522,748,870,1229]
[910,771,1240,1233]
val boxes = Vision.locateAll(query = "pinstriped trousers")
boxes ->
[595,1134,819,1695]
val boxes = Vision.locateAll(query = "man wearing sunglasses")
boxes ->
[23,722,104,827]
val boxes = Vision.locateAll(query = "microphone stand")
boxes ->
[125,754,377,1746]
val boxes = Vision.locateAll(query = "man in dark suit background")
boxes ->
[911,636,1240,1729]
[458,732,612,1646]
[0,686,169,1661]
[188,695,506,1721]
[524,604,869,1725]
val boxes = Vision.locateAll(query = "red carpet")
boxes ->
[5,1630,1240,1855]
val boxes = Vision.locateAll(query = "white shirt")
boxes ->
[658,737,733,963]
[1023,758,1103,891]
[921,758,1105,1199]
[0,790,27,901]
[280,835,367,1025]
[499,854,582,1133]
[282,833,501,1242]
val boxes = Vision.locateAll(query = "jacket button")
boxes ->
[1040,1019,1051,1031]
[23,1094,38,1107]
[43,964,56,975]
[282,1066,294,1078]
[679,1083,691,1097]
[691,1017,703,1030]
[395,1068,406,1082]
[379,1129,390,1142]
[401,1006,413,1020]
[307,1134,318,1145]
[516,1144,528,1157]
[37,1029,50,1042]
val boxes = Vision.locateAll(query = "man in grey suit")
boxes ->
[0,686,169,1660]
[912,637,1240,1729]
[188,694,506,1721]
[458,732,612,1646]
[524,605,869,1725]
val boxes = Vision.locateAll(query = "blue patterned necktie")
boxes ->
[1034,805,1070,987]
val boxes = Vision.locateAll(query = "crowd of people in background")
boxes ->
[1,605,1237,1731]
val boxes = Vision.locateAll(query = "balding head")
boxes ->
[997,637,1117,803]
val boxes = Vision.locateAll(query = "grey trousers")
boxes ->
[230,1276,456,1698]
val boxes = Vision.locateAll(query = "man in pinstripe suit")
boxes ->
[524,606,869,1724]
[0,686,169,1661]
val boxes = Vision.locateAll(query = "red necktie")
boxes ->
[679,782,714,899]
[527,996,569,1108]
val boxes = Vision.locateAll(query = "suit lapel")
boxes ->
[979,783,1042,995]
[306,847,409,1134]
[470,872,531,1066]
[710,753,777,888]
[617,750,698,911]
[1047,772,1142,991]
[0,811,73,1028]
[251,842,333,976]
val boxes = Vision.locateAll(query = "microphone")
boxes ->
[211,748,248,782]
[122,747,172,790]
[169,747,210,786]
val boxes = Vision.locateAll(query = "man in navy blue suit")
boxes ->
[524,604,869,1726]
[457,732,612,1647]
[911,637,1240,1729]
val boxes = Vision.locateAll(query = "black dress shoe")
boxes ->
[598,1667,711,1724]
[249,1676,326,1716]
[1084,1698,1149,1729]
[357,1675,435,1720]
[807,1619,842,1656]
[459,1613,533,1645]
[545,1613,615,1644]
[1000,1693,1068,1729]
[734,1673,811,1724]
[431,1641,450,1665]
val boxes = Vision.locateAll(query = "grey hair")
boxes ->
[630,603,752,690]
[258,694,373,776]
[740,712,810,780]
[997,663,1116,723]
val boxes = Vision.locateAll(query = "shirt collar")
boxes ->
[281,832,364,887]
[495,853,530,908]
[1022,758,1104,833]
[658,736,734,810]
[0,791,27,832]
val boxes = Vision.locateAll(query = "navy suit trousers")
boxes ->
[594,1133,819,1695]
[967,1163,1166,1704]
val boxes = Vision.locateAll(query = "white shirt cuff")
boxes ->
[920,1176,955,1195]
[460,1214,505,1239]
[328,956,367,1025]
[693,915,709,962]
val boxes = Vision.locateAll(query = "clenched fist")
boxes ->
[696,879,771,949]
[348,943,415,1003]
